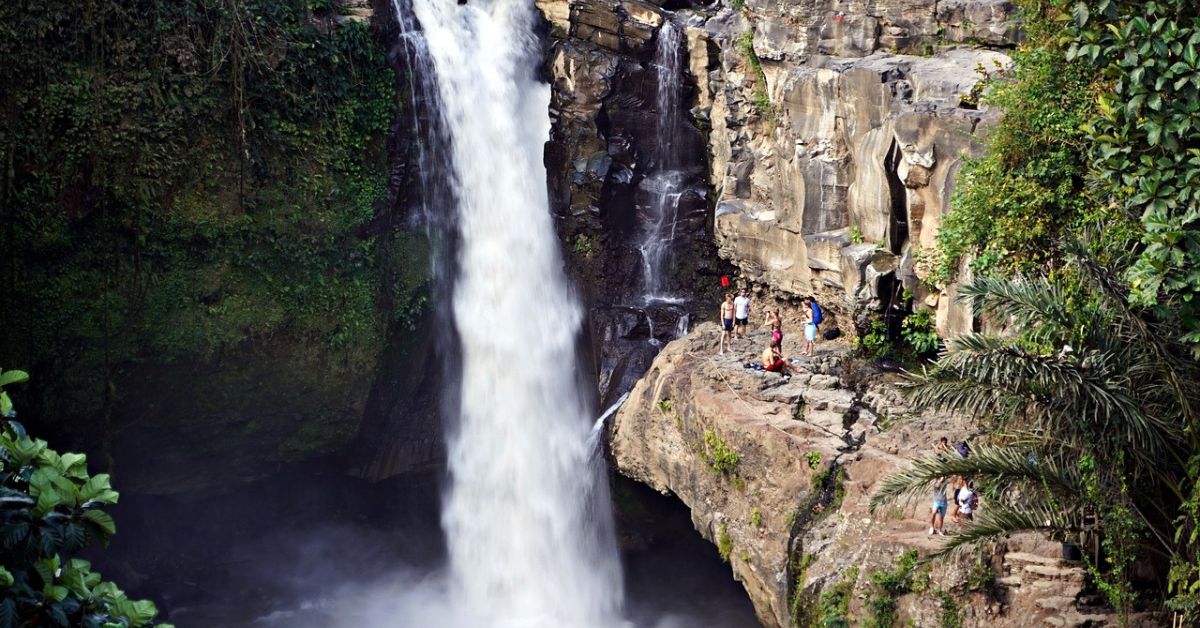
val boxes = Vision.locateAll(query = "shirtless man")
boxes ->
[733,289,752,339]
[719,293,735,354]
[760,342,795,376]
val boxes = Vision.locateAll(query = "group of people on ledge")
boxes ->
[719,289,822,376]
[929,437,980,536]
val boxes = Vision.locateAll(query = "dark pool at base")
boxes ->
[95,466,760,628]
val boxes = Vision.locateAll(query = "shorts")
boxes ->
[931,500,947,517]
[723,319,734,332]
[805,323,817,342]
[735,317,749,326]
[765,359,785,373]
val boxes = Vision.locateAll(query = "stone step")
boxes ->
[1023,564,1086,582]
[1006,551,1066,567]
[805,410,846,432]
[1035,595,1079,612]
[803,389,855,414]
[996,575,1022,587]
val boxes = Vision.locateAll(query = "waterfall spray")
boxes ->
[396,0,627,625]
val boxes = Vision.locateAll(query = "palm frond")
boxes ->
[956,275,1074,339]
[928,502,1085,559]
[869,446,1084,513]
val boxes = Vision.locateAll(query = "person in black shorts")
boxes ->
[733,289,751,339]
[720,293,735,354]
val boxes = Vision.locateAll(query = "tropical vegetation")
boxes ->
[0,370,171,627]
[874,0,1200,621]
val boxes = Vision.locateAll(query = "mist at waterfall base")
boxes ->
[90,0,757,625]
[168,0,754,626]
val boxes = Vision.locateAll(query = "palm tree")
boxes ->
[870,240,1200,617]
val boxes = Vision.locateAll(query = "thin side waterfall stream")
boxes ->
[402,0,626,625]
[638,20,685,304]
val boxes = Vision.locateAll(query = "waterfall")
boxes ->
[637,21,685,303]
[394,0,626,625]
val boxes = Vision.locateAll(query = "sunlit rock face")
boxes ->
[539,0,1016,341]
[703,1,1015,337]
[611,325,1156,627]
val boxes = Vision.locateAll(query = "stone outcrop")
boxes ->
[699,1,1015,336]
[538,0,1018,347]
[611,323,1154,627]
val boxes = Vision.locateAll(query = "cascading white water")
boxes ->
[404,0,626,626]
[637,21,685,302]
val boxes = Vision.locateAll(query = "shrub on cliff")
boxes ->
[870,241,1200,619]
[0,370,171,627]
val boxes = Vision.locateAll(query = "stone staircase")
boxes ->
[997,549,1115,627]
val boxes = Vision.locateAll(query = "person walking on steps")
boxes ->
[929,477,948,536]
[720,293,735,354]
[734,289,752,340]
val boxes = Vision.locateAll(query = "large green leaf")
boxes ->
[82,511,116,537]
[0,371,28,388]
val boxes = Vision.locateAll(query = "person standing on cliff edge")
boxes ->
[720,293,735,354]
[733,289,752,340]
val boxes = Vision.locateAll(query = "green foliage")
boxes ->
[814,567,857,628]
[570,233,599,260]
[704,429,741,475]
[737,31,772,117]
[865,550,925,628]
[900,309,940,356]
[0,0,411,433]
[933,1,1099,285]
[717,524,733,562]
[965,549,996,592]
[935,589,962,628]
[0,373,171,626]
[806,450,822,470]
[848,225,865,244]
[657,399,673,414]
[750,507,763,528]
[870,245,1200,617]
[856,319,893,360]
[730,0,746,9]
[1065,0,1200,349]
[787,552,818,626]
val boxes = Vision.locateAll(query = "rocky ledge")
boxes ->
[610,322,1151,627]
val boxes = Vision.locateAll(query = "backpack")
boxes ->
[955,441,971,458]
[810,300,823,326]
[968,491,980,510]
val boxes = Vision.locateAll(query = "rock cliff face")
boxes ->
[701,0,1016,335]
[611,324,1151,627]
[538,0,1017,401]
[539,0,730,404]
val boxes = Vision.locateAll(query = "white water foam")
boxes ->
[394,0,627,626]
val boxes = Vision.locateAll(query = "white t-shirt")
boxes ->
[957,488,975,514]
[734,296,751,319]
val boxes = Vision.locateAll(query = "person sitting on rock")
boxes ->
[934,436,951,461]
[760,342,795,377]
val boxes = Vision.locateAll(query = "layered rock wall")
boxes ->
[700,0,1017,335]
